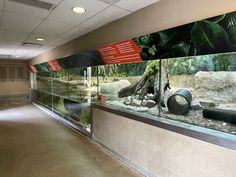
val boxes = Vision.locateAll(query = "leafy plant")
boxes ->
[134,12,236,60]
[213,54,231,71]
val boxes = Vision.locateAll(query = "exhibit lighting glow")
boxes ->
[72,7,86,14]
[36,38,45,41]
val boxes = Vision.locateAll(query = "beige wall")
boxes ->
[0,59,29,96]
[93,109,236,177]
[31,0,236,65]
[0,81,29,96]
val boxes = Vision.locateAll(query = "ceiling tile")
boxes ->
[13,46,42,56]
[1,12,42,33]
[115,0,160,12]
[61,26,94,40]
[0,30,29,42]
[0,0,4,10]
[25,34,56,45]
[0,41,21,55]
[80,6,130,29]
[47,0,109,26]
[33,19,73,37]
[98,0,121,5]
[5,0,51,18]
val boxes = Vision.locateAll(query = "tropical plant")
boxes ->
[213,54,231,71]
[134,12,236,60]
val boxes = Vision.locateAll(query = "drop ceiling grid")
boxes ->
[0,0,161,59]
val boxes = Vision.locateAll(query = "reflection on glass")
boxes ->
[32,53,236,136]
[97,53,236,135]
[161,53,236,134]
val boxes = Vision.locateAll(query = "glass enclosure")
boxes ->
[32,52,236,136]
[97,53,236,135]
[33,67,97,134]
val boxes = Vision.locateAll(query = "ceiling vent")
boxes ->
[22,42,42,47]
[8,0,55,11]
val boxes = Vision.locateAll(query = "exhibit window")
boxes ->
[97,53,236,135]
[32,67,98,134]
[31,52,236,136]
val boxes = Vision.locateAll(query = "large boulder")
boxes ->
[194,71,236,102]
[100,80,131,95]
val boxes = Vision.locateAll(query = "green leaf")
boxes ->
[171,42,190,57]
[208,14,226,23]
[140,35,150,45]
[191,20,229,52]
[148,47,155,56]
[158,30,178,47]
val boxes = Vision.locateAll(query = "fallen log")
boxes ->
[118,74,147,98]
[203,108,236,124]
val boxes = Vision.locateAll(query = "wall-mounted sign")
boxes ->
[29,65,38,73]
[30,11,236,71]
[97,40,143,64]
[48,60,62,71]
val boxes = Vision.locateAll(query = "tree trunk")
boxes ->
[118,60,169,104]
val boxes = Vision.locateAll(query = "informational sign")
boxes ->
[29,65,38,73]
[100,95,106,105]
[97,40,143,64]
[48,60,62,71]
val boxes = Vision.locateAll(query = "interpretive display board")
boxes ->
[30,11,236,70]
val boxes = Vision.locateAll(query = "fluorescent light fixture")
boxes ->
[22,42,42,47]
[36,38,45,41]
[72,7,86,14]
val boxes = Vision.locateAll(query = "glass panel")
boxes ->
[65,67,98,131]
[52,71,69,99]
[161,53,236,135]
[35,72,53,109]
[51,71,70,119]
[97,62,152,113]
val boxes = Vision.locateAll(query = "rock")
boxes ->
[146,93,155,100]
[123,96,132,105]
[222,122,227,126]
[195,71,236,91]
[130,99,142,107]
[142,100,156,108]
[217,104,236,111]
[128,106,148,112]
[195,71,236,102]
[199,99,216,108]
[191,101,202,110]
[134,95,140,99]
[100,80,131,95]
[148,107,160,116]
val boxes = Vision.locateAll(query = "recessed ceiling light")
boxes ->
[72,7,86,14]
[36,38,45,41]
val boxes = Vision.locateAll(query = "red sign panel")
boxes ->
[100,95,106,105]
[48,60,62,71]
[97,40,143,64]
[29,65,38,73]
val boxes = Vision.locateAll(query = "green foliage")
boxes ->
[191,20,229,53]
[134,12,236,60]
[213,54,231,71]
[168,56,214,75]
[146,60,159,86]
[98,62,147,78]
[80,107,91,126]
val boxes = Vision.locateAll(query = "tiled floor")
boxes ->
[0,104,144,177]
